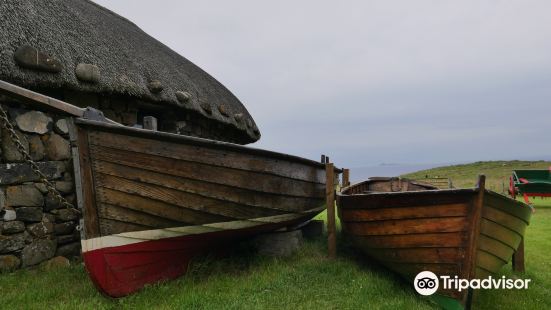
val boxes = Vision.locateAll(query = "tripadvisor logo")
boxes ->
[414,271,531,296]
[414,271,439,295]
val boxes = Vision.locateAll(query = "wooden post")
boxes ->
[343,169,350,187]
[464,175,485,309]
[512,239,525,272]
[326,162,336,259]
[143,116,158,131]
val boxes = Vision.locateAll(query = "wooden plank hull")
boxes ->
[82,213,316,297]
[336,178,532,307]
[72,119,328,297]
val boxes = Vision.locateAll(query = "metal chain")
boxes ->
[0,104,80,214]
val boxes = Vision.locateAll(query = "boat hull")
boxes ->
[72,119,328,297]
[336,179,532,306]
[82,213,316,297]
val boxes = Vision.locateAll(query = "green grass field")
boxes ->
[402,160,551,192]
[1,161,550,309]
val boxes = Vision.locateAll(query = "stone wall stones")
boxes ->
[0,99,80,271]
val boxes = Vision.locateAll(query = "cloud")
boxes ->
[93,0,551,166]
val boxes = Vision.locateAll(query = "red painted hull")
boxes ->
[82,218,309,297]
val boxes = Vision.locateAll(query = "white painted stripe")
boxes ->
[81,207,323,253]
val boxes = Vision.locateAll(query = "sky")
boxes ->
[93,0,551,168]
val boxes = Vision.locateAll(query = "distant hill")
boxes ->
[401,160,551,193]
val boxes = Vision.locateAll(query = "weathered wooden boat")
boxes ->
[336,176,532,309]
[0,80,330,297]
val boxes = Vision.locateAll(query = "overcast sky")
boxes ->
[94,0,551,168]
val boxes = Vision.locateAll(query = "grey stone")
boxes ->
[41,256,70,270]
[0,255,21,272]
[15,207,43,222]
[57,233,77,245]
[15,111,52,134]
[6,185,44,207]
[14,45,63,73]
[54,222,76,235]
[175,91,191,104]
[55,181,73,194]
[200,101,212,114]
[43,213,56,223]
[28,135,45,161]
[75,63,100,83]
[253,230,303,257]
[2,208,16,221]
[44,193,62,211]
[56,242,80,258]
[2,129,29,162]
[2,221,25,234]
[301,220,325,239]
[52,209,79,222]
[147,80,163,93]
[27,221,54,237]
[233,113,244,125]
[21,238,57,267]
[34,183,48,194]
[54,119,69,135]
[43,133,70,160]
[0,232,27,253]
[0,161,65,185]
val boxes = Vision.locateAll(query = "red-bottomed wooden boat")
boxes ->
[336,177,532,309]
[71,118,330,297]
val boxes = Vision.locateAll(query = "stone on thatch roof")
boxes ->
[0,0,259,142]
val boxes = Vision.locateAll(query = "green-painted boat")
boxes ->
[336,176,533,309]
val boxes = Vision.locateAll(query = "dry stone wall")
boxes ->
[0,98,79,272]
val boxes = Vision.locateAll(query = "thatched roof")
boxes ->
[0,0,259,143]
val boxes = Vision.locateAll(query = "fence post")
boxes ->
[326,162,336,259]
[343,168,350,187]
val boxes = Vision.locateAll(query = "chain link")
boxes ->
[0,104,80,214]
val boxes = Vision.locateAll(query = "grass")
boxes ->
[0,237,433,309]
[1,160,550,309]
[402,160,551,192]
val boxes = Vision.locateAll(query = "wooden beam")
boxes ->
[512,239,525,273]
[343,169,350,187]
[75,127,101,238]
[143,116,158,131]
[0,79,85,117]
[326,162,336,259]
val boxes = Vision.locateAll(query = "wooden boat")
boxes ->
[0,80,330,297]
[336,176,532,308]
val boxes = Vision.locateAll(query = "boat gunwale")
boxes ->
[338,183,531,210]
[74,118,338,172]
[337,183,533,224]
